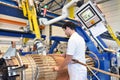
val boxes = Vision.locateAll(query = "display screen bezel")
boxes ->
[76,4,102,28]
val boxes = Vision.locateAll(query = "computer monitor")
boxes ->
[81,8,95,22]
[76,1,104,28]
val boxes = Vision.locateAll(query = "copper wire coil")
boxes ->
[3,54,94,80]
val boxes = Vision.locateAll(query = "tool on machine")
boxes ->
[33,39,46,55]
[3,41,16,59]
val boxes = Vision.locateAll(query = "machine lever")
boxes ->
[10,64,28,72]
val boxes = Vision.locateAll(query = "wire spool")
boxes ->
[20,55,37,80]
[30,54,57,80]
[0,54,95,80]
[86,54,95,74]
[21,54,68,80]
[86,55,95,67]
[18,54,57,80]
[86,51,100,76]
[18,54,69,80]
[0,54,68,80]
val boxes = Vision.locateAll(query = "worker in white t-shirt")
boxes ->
[53,21,87,80]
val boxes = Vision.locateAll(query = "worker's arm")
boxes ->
[54,54,72,71]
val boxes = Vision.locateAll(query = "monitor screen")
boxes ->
[81,8,94,22]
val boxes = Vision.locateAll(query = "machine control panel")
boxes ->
[76,1,105,28]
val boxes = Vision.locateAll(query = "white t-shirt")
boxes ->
[67,32,87,80]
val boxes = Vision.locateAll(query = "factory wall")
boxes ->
[98,0,120,32]
[98,0,120,49]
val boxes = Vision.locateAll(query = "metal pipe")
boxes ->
[44,0,79,25]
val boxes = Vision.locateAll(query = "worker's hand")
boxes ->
[53,66,59,71]
[61,53,66,58]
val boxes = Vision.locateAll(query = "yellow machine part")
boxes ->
[106,24,120,46]
[68,0,75,19]
[21,0,41,39]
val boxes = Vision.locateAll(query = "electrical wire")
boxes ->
[87,65,100,80]
[86,51,100,74]
[86,51,100,80]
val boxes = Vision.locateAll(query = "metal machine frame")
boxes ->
[0,0,119,80]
